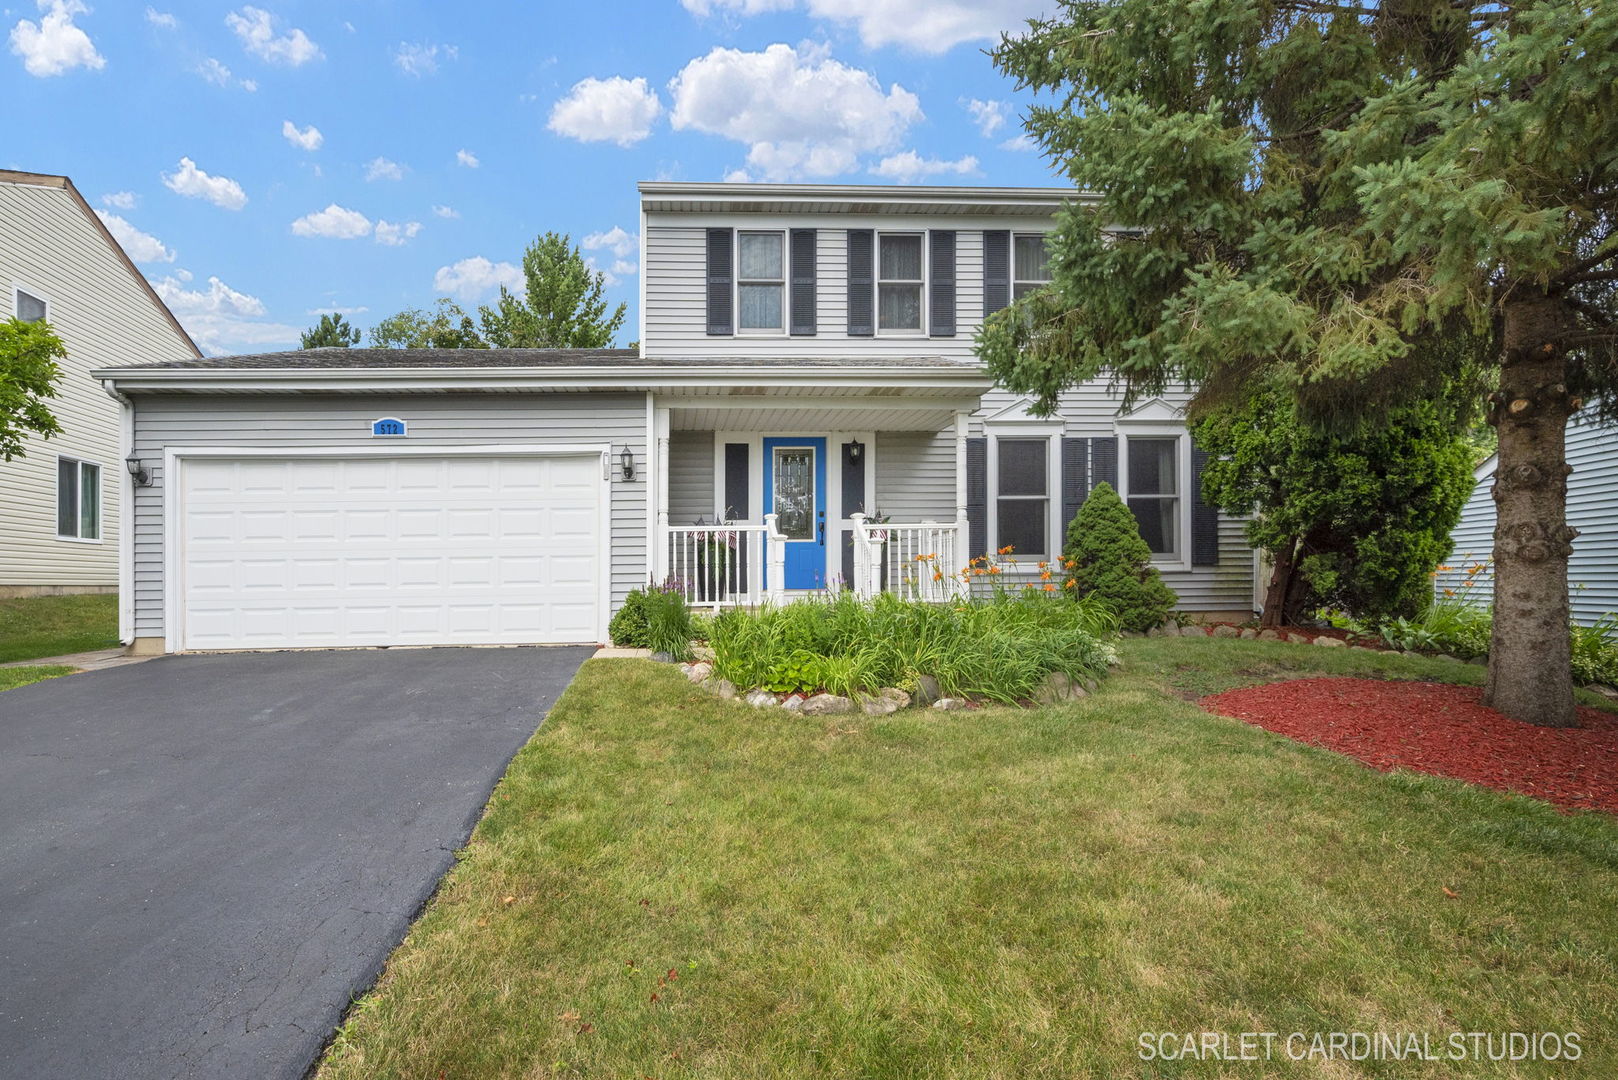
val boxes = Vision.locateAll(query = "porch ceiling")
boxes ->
[669,404,967,432]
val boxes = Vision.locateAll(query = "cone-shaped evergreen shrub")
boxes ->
[1063,482,1177,631]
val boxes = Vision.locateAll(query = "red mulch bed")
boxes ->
[1202,677,1618,813]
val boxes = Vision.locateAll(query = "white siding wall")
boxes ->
[127,393,648,641]
[0,180,196,588]
[667,429,715,524]
[1436,416,1618,625]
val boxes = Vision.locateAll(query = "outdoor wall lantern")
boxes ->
[620,445,636,482]
[848,439,864,463]
[125,456,151,486]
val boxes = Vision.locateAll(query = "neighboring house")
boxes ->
[0,170,201,597]
[94,182,1256,655]
[1437,412,1618,625]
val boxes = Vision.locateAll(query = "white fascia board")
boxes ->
[94,365,997,394]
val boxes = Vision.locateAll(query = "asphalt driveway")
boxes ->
[0,645,591,1080]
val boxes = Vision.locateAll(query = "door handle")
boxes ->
[818,510,825,544]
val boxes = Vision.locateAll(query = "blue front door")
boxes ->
[763,437,827,590]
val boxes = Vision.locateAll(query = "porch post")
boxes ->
[764,513,787,605]
[954,410,971,599]
[654,405,671,584]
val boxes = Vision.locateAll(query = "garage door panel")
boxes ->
[179,454,602,649]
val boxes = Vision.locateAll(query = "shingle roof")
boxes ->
[106,348,980,371]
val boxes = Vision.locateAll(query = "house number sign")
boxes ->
[371,417,407,437]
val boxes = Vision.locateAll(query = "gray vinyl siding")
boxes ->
[874,430,956,522]
[127,392,647,640]
[1436,415,1618,625]
[644,215,1033,360]
[667,430,714,525]
[0,180,196,588]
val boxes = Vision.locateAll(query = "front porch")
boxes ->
[648,375,988,609]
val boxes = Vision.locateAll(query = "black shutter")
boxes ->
[966,437,988,561]
[723,443,749,520]
[790,228,817,336]
[1191,443,1220,566]
[840,441,866,589]
[847,229,874,336]
[929,230,956,337]
[706,228,734,336]
[983,229,1010,315]
[1061,437,1090,541]
[1091,436,1118,489]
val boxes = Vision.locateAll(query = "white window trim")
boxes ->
[1115,423,1191,571]
[735,230,787,336]
[1012,231,1053,301]
[876,231,927,337]
[986,423,1062,562]
[12,283,52,323]
[55,454,104,544]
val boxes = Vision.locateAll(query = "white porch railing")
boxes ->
[664,515,787,609]
[850,513,967,602]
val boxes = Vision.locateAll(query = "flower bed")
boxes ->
[707,591,1118,706]
[1202,677,1618,813]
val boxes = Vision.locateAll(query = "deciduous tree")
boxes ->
[0,317,65,461]
[370,299,487,349]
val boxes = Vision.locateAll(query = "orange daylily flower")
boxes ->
[1043,583,1056,591]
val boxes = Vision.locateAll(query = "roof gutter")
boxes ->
[92,364,998,395]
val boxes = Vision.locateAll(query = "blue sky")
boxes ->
[5,1,1062,354]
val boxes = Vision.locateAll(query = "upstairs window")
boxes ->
[737,231,785,332]
[57,457,101,541]
[1012,234,1051,300]
[877,232,924,332]
[15,288,48,323]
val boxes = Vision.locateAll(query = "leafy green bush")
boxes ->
[1377,598,1493,658]
[1062,483,1178,632]
[641,588,694,662]
[710,591,1117,704]
[611,585,695,660]
[1571,618,1618,686]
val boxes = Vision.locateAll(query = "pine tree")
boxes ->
[299,312,360,349]
[1063,483,1178,632]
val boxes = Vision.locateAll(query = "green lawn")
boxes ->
[0,664,75,692]
[319,639,1618,1079]
[0,593,118,663]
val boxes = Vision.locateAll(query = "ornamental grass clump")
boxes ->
[709,591,1116,704]
[1062,483,1177,633]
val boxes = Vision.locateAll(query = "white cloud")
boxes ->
[869,150,980,182]
[95,210,175,263]
[548,76,662,148]
[668,43,921,180]
[101,190,136,209]
[282,119,322,150]
[680,0,1048,54]
[963,98,1009,137]
[9,0,105,77]
[583,226,637,260]
[364,156,404,182]
[307,304,368,316]
[152,272,299,354]
[198,56,232,85]
[241,77,257,92]
[291,204,372,239]
[722,167,752,183]
[225,5,321,66]
[433,256,522,302]
[999,133,1036,152]
[144,7,175,29]
[455,148,479,168]
[162,157,247,210]
[373,219,422,246]
[394,40,454,76]
[431,204,459,219]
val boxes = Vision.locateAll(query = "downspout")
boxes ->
[100,379,134,647]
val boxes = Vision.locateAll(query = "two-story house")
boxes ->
[1,170,200,598]
[94,182,1256,655]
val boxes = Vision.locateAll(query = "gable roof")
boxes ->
[0,169,202,358]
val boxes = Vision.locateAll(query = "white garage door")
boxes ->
[177,453,604,650]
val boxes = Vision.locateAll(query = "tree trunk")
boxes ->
[1259,537,1298,628]
[1485,295,1579,727]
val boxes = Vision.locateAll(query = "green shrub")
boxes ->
[608,588,656,647]
[1061,482,1178,632]
[1377,598,1492,657]
[641,588,694,662]
[709,591,1116,704]
[1571,617,1618,686]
